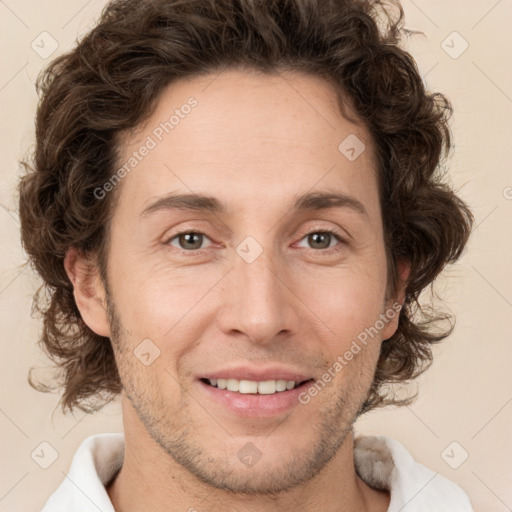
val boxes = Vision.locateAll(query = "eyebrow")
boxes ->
[140,190,368,218]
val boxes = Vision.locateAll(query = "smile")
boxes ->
[202,378,309,394]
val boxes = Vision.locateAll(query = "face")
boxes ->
[98,69,403,494]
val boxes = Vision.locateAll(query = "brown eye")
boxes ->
[307,232,333,249]
[297,230,343,251]
[167,231,212,251]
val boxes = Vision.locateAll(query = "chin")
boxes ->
[151,416,351,495]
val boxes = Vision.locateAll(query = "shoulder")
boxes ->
[40,432,124,512]
[354,434,474,512]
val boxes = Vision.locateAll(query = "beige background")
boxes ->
[1,1,511,510]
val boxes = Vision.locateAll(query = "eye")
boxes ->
[296,229,345,252]
[165,228,346,254]
[166,231,213,251]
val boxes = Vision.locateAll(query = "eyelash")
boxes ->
[164,228,347,255]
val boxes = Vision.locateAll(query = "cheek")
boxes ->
[298,276,387,383]
[110,261,222,359]
[302,267,387,342]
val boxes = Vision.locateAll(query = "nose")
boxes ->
[216,246,298,345]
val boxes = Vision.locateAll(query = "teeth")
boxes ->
[276,380,287,392]
[226,379,239,392]
[257,380,277,394]
[239,380,258,393]
[207,378,300,394]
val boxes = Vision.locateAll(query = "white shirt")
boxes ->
[41,432,473,511]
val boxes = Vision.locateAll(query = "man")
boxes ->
[18,0,474,510]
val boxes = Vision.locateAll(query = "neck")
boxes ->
[107,399,390,512]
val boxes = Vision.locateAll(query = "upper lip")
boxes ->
[200,365,312,383]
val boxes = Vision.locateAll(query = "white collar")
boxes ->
[41,432,473,511]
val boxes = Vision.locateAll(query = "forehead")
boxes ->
[113,69,380,223]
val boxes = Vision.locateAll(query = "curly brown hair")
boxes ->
[18,0,473,414]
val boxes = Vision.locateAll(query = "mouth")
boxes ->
[197,366,315,417]
[198,376,315,417]
[200,377,312,395]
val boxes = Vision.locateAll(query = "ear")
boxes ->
[63,246,110,337]
[381,259,410,341]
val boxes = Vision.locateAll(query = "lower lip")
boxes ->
[198,380,313,418]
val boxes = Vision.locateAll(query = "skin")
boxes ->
[65,69,409,512]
